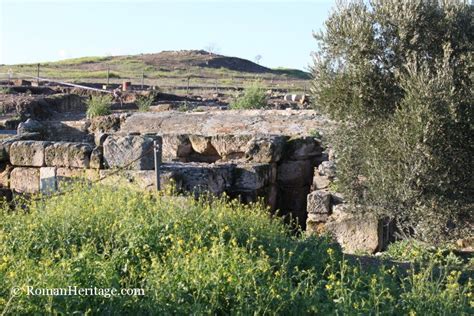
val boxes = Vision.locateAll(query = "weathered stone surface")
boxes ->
[89,113,128,133]
[189,135,219,156]
[100,162,233,195]
[162,134,193,161]
[318,161,336,178]
[211,134,253,160]
[277,160,313,187]
[43,120,92,143]
[323,208,383,254]
[233,163,272,190]
[0,133,43,162]
[10,167,40,193]
[284,137,322,160]
[17,119,45,136]
[10,141,49,167]
[44,142,92,168]
[307,190,331,214]
[120,110,335,137]
[312,173,331,190]
[103,135,160,170]
[40,167,57,193]
[94,132,109,147]
[0,164,12,188]
[56,168,99,190]
[89,146,103,169]
[160,162,233,195]
[245,135,287,163]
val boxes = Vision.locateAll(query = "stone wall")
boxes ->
[305,151,391,254]
[0,128,323,224]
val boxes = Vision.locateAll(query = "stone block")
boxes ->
[318,161,336,178]
[162,134,193,161]
[103,135,161,170]
[160,162,233,195]
[10,167,40,193]
[10,141,49,167]
[323,209,383,254]
[245,135,287,163]
[312,172,331,190]
[211,134,252,160]
[45,142,92,168]
[277,160,313,187]
[307,190,331,214]
[40,167,57,193]
[89,146,103,169]
[284,136,322,160]
[233,163,272,190]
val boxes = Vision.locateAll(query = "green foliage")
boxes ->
[135,93,155,112]
[86,95,112,118]
[230,82,267,109]
[0,184,471,314]
[312,0,473,241]
[0,87,12,94]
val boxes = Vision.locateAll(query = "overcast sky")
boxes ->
[0,0,334,70]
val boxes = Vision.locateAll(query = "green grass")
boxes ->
[86,95,112,118]
[272,67,312,80]
[0,183,471,314]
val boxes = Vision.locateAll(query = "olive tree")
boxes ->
[311,0,473,241]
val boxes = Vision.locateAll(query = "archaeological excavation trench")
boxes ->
[0,90,389,253]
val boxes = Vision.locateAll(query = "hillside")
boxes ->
[1,50,310,81]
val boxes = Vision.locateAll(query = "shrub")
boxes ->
[0,183,471,314]
[0,87,12,94]
[136,93,155,112]
[86,95,112,118]
[230,82,267,109]
[312,0,473,242]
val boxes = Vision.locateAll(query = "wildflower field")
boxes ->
[0,184,472,314]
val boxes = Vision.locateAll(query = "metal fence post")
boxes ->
[154,139,162,191]
[37,63,40,85]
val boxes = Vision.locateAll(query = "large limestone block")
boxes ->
[284,137,322,160]
[245,135,287,163]
[45,142,92,168]
[312,172,331,190]
[233,163,272,190]
[323,207,383,254]
[103,135,161,170]
[10,167,40,193]
[277,160,313,187]
[10,141,49,167]
[161,134,193,162]
[160,162,233,195]
[0,133,43,163]
[211,134,253,160]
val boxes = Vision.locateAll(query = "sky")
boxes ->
[0,0,335,70]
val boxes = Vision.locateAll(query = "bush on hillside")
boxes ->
[230,82,267,109]
[312,0,473,241]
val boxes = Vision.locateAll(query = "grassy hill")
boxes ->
[0,50,311,92]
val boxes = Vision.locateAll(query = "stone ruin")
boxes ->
[0,104,390,253]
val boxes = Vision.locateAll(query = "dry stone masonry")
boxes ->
[0,109,389,253]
